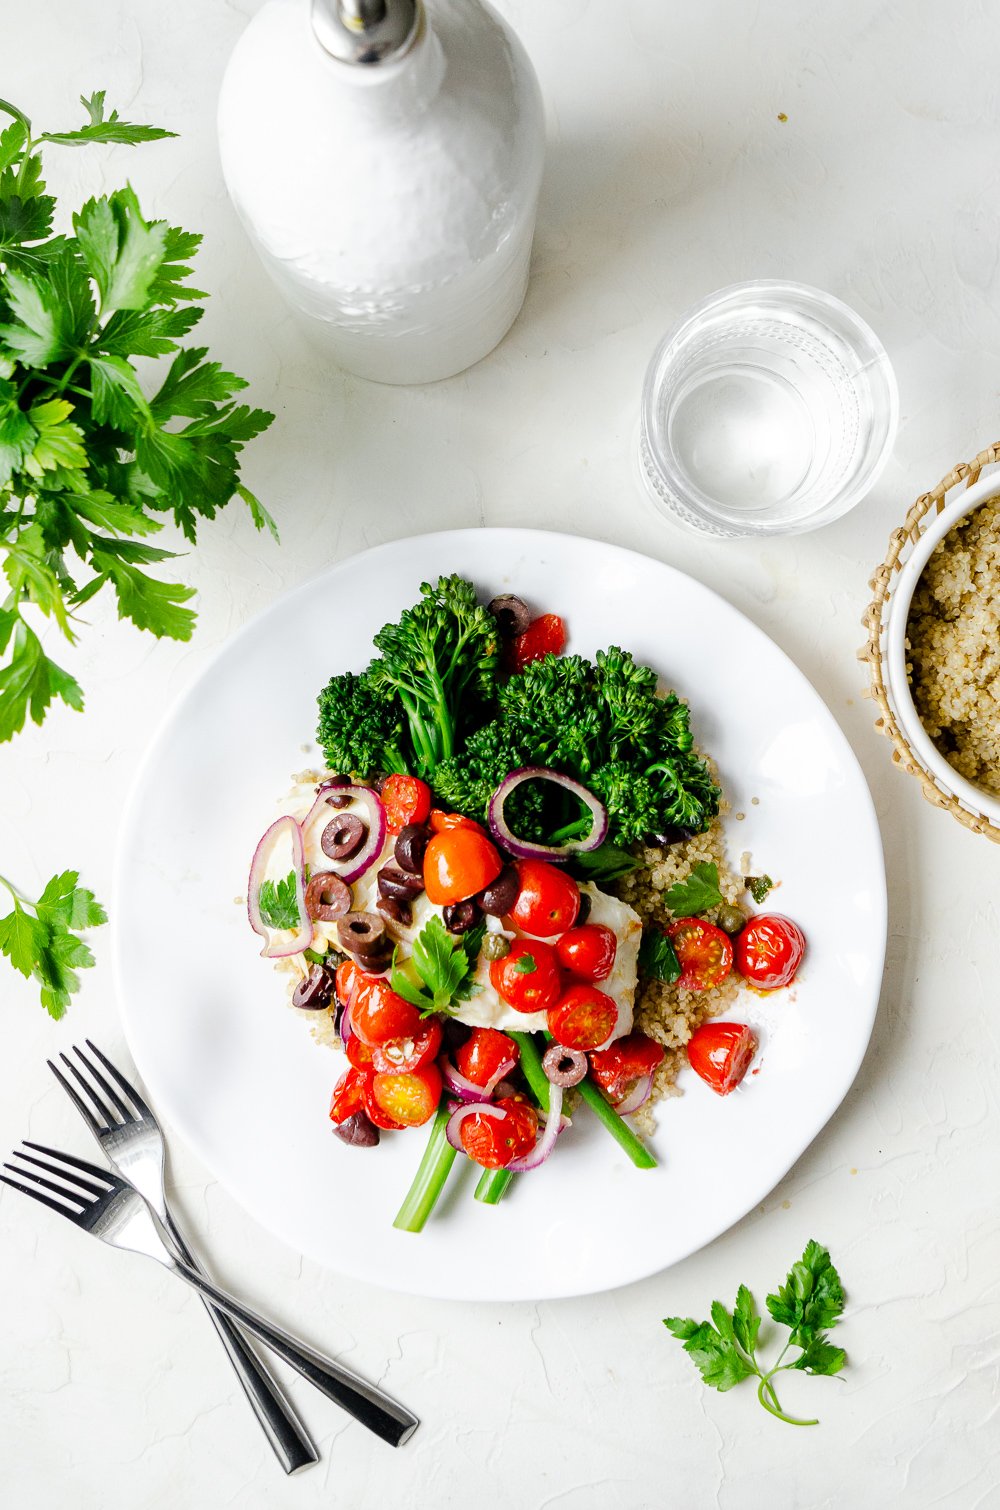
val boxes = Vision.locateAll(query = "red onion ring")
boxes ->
[506,1083,564,1172]
[301,783,387,884]
[247,815,312,958]
[445,1100,505,1151]
[440,1055,518,1104]
[487,767,608,862]
[614,1072,654,1117]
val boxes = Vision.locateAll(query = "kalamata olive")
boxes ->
[321,812,366,860]
[376,895,413,928]
[317,773,350,790]
[377,864,424,902]
[304,872,352,922]
[317,774,352,808]
[542,1042,588,1088]
[716,902,747,935]
[480,932,511,962]
[292,965,334,1010]
[647,826,696,848]
[370,773,389,795]
[488,593,532,639]
[443,899,480,934]
[334,1112,380,1148]
[575,890,592,926]
[336,912,387,959]
[394,823,430,874]
[477,865,519,916]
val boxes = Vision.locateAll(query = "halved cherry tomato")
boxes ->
[328,1066,368,1124]
[371,1064,443,1127]
[556,923,617,981]
[350,976,424,1046]
[588,1031,665,1103]
[423,825,503,906]
[344,1023,375,1071]
[509,859,580,937]
[362,1075,408,1130]
[666,917,734,991]
[454,1027,519,1087]
[335,958,358,1009]
[687,1022,758,1096]
[489,938,563,1013]
[735,914,806,990]
[458,1094,538,1168]
[371,1018,443,1074]
[429,808,485,834]
[547,983,618,1050]
[506,613,567,674]
[381,774,432,832]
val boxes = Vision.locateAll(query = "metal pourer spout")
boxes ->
[311,0,421,64]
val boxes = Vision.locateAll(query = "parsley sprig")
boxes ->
[256,869,301,931]
[0,91,275,742]
[391,916,485,1016]
[662,860,724,917]
[664,1240,846,1426]
[0,869,106,1018]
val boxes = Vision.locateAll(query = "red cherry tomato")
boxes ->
[371,1019,443,1074]
[588,1031,665,1103]
[556,923,617,981]
[423,826,503,906]
[666,917,734,991]
[686,1022,758,1095]
[344,1026,375,1071]
[370,1064,443,1127]
[350,976,424,1046]
[454,1027,519,1087]
[458,1095,538,1168]
[547,983,618,1050]
[509,859,580,937]
[335,958,358,1009]
[429,809,485,834]
[735,914,806,990]
[328,1066,368,1124]
[506,613,567,674]
[361,1075,408,1130]
[489,938,563,1014]
[380,774,432,832]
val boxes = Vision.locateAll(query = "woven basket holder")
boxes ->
[860,441,1000,844]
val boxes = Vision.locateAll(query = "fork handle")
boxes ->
[161,1209,318,1474]
[169,1259,419,1448]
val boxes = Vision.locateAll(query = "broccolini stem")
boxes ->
[474,1167,514,1205]
[392,1106,457,1233]
[511,1030,657,1170]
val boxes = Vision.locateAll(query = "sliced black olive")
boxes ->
[376,894,413,928]
[317,774,352,808]
[304,872,352,922]
[292,965,334,1010]
[646,826,696,848]
[394,823,430,874]
[478,865,519,916]
[334,1112,380,1148]
[541,1042,588,1088]
[443,899,480,934]
[321,812,366,860]
[488,593,532,639]
[378,864,424,902]
[336,911,387,959]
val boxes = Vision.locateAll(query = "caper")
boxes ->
[716,902,746,935]
[481,933,511,962]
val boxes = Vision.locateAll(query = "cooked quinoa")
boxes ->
[906,498,1000,797]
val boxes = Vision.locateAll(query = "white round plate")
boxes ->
[113,529,885,1301]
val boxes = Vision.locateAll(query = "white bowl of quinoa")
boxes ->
[883,471,1000,831]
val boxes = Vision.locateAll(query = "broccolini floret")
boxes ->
[316,668,409,778]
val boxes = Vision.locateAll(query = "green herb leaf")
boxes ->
[745,874,773,905]
[790,1336,846,1376]
[663,1315,754,1393]
[0,870,106,1017]
[663,861,723,917]
[567,842,640,884]
[766,1240,845,1347]
[513,951,536,975]
[256,870,301,931]
[40,92,177,148]
[638,926,681,983]
[732,1284,760,1357]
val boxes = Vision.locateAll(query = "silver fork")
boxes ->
[48,1043,318,1474]
[1,1139,418,1448]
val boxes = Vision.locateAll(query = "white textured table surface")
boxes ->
[3,2,1000,1506]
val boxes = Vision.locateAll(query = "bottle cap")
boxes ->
[311,0,422,65]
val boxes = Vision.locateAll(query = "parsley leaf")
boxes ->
[513,951,536,975]
[567,842,640,884]
[391,916,482,1016]
[0,870,106,1017]
[745,874,774,904]
[663,861,723,917]
[256,870,301,931]
[664,1240,847,1426]
[638,926,681,983]
[39,92,178,148]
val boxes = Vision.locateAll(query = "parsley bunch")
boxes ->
[0,91,275,741]
[664,1240,847,1426]
[0,870,106,1018]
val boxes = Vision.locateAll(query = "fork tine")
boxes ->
[59,1053,117,1129]
[47,1058,101,1134]
[84,1039,152,1120]
[72,1044,134,1123]
[12,1150,108,1199]
[0,1171,79,1217]
[4,1160,90,1207]
[21,1141,116,1184]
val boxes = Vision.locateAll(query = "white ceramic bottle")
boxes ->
[217,0,545,385]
